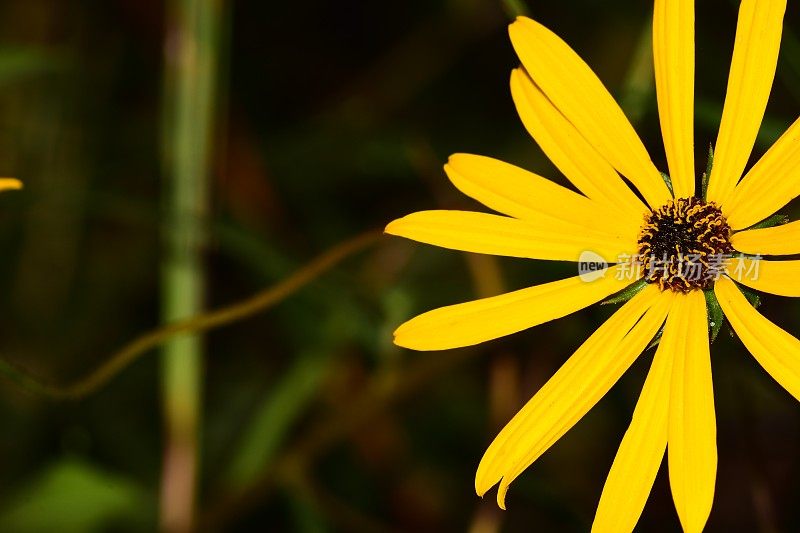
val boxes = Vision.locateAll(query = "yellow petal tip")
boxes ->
[391,331,407,345]
[0,178,22,191]
[496,483,508,510]
[383,217,404,236]
[445,153,469,167]
[391,323,429,352]
[475,461,504,498]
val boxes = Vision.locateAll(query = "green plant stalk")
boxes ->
[160,0,222,531]
[501,0,530,18]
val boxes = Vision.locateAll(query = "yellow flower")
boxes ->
[386,0,798,531]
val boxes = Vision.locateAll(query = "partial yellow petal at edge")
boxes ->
[715,276,800,401]
[592,301,674,533]
[476,285,673,509]
[394,264,636,351]
[668,291,716,533]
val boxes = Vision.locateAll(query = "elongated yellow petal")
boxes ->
[716,276,800,401]
[706,0,787,206]
[444,154,641,239]
[653,0,695,198]
[724,116,800,229]
[394,265,635,351]
[476,285,673,508]
[509,17,671,208]
[732,221,800,256]
[725,257,800,297]
[592,310,674,533]
[0,178,22,191]
[509,68,647,223]
[385,210,635,264]
[668,290,716,533]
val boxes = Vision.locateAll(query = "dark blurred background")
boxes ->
[0,0,799,531]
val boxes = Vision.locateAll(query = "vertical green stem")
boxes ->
[160,0,222,531]
[501,0,530,18]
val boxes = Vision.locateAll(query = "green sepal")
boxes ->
[701,144,714,201]
[741,213,790,231]
[601,279,648,305]
[649,286,731,350]
[704,288,725,343]
[739,284,762,310]
[660,172,674,197]
[646,325,665,352]
[721,283,761,339]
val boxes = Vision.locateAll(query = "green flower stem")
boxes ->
[160,0,222,530]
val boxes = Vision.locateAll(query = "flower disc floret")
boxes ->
[637,197,734,292]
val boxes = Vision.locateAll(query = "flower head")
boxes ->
[387,0,798,531]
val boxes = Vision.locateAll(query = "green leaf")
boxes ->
[646,325,665,351]
[601,279,648,305]
[660,172,674,197]
[701,144,714,201]
[740,284,762,310]
[0,458,152,533]
[741,213,790,231]
[704,289,725,343]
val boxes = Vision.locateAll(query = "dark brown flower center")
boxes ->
[637,197,734,293]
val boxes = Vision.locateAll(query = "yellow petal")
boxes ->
[706,0,787,206]
[509,17,671,208]
[716,276,800,401]
[592,309,674,533]
[731,221,800,256]
[385,210,635,264]
[668,290,716,533]
[653,0,695,198]
[476,285,673,508]
[725,257,800,297]
[444,154,641,240]
[724,116,800,230]
[393,264,636,351]
[0,178,22,191]
[509,68,647,223]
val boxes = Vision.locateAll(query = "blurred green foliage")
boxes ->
[0,458,152,532]
[0,47,62,86]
